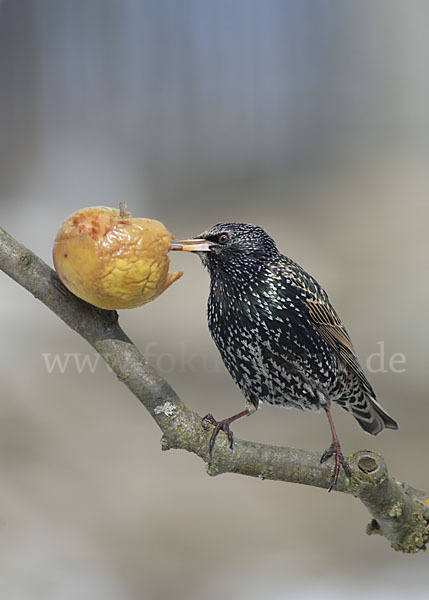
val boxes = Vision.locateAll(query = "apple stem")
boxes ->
[119,202,127,218]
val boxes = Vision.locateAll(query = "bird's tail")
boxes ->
[349,393,399,435]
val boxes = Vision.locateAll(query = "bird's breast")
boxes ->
[207,278,337,410]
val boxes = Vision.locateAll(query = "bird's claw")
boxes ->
[202,413,234,455]
[320,441,352,493]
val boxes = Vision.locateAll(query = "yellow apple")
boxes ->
[53,206,183,309]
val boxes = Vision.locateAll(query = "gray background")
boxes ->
[1,1,428,598]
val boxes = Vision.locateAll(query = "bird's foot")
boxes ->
[202,413,235,455]
[320,441,352,493]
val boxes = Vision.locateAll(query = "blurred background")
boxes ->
[1,0,428,598]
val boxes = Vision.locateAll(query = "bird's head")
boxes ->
[171,222,280,275]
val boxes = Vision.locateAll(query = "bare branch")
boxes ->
[1,226,428,553]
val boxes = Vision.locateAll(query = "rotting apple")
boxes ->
[53,205,183,309]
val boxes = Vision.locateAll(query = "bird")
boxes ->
[171,223,398,491]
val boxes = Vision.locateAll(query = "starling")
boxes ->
[172,223,398,491]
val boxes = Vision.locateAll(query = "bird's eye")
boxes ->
[218,233,229,244]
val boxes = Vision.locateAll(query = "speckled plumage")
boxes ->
[173,222,398,490]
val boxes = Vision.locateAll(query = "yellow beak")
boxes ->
[171,238,213,252]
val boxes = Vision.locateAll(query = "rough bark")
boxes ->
[1,226,428,553]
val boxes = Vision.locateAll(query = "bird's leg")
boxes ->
[202,405,255,455]
[320,406,352,492]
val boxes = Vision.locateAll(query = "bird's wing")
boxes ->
[286,263,374,395]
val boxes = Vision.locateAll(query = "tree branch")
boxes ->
[1,226,428,553]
